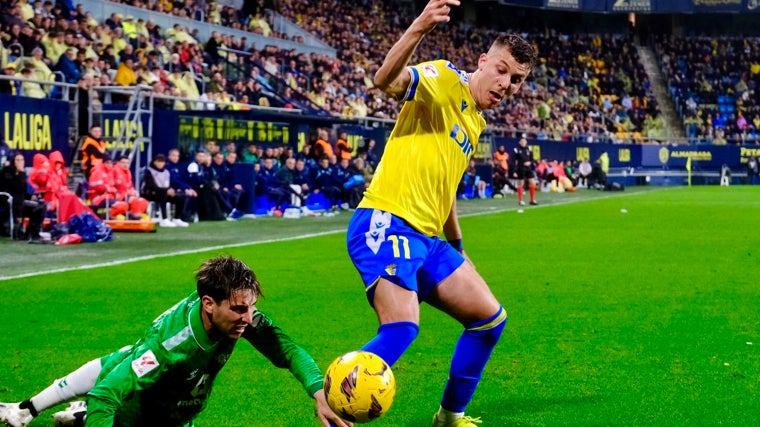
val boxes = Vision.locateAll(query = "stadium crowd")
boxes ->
[656,34,760,145]
[1,0,666,140]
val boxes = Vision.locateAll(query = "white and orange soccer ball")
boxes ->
[324,351,396,423]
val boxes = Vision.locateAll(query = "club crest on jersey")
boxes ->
[132,350,160,377]
[450,124,473,157]
[421,64,438,78]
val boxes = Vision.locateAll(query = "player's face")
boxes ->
[472,47,531,110]
[209,289,256,339]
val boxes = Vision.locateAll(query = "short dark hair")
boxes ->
[153,153,166,162]
[196,256,262,303]
[491,34,538,70]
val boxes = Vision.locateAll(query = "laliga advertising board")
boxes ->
[0,94,70,163]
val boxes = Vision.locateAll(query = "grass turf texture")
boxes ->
[0,186,758,426]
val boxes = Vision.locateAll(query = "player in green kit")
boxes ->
[0,256,350,427]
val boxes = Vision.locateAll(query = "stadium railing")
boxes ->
[77,0,337,58]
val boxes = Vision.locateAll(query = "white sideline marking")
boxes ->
[0,190,656,282]
[0,230,344,282]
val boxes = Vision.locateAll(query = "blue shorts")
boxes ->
[346,208,465,304]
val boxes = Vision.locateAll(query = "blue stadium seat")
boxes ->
[254,195,277,216]
[304,193,331,211]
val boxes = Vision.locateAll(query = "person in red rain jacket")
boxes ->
[110,155,148,218]
[87,153,117,207]
[49,151,72,195]
[28,153,60,211]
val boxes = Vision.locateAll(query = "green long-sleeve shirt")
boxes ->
[86,291,323,427]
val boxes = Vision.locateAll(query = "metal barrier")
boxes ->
[77,0,336,57]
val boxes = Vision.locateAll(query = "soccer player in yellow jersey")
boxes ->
[344,1,537,426]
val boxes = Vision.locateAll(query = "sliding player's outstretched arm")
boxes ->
[243,312,352,427]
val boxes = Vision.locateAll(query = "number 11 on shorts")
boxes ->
[387,235,410,259]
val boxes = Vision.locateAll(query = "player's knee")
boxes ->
[465,306,507,345]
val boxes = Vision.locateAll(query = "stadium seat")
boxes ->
[304,193,331,212]
[254,194,278,216]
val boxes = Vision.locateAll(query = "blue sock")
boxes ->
[361,321,419,367]
[441,307,507,413]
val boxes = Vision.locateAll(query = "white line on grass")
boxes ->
[0,229,345,282]
[0,189,660,282]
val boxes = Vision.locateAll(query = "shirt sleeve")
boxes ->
[85,345,167,426]
[242,311,323,397]
[406,60,459,106]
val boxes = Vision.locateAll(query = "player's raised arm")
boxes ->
[373,0,460,97]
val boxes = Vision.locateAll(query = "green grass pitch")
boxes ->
[0,186,758,426]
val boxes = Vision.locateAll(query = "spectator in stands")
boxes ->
[0,152,46,240]
[0,64,17,95]
[80,125,106,179]
[141,153,189,227]
[114,56,136,86]
[55,47,80,84]
[104,12,122,31]
[19,65,46,98]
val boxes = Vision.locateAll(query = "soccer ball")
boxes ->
[324,351,396,423]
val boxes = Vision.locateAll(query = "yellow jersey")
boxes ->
[359,60,486,236]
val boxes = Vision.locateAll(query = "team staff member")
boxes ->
[343,1,536,426]
[0,256,351,427]
[493,145,509,172]
[80,125,106,180]
[512,137,538,206]
[312,128,334,160]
